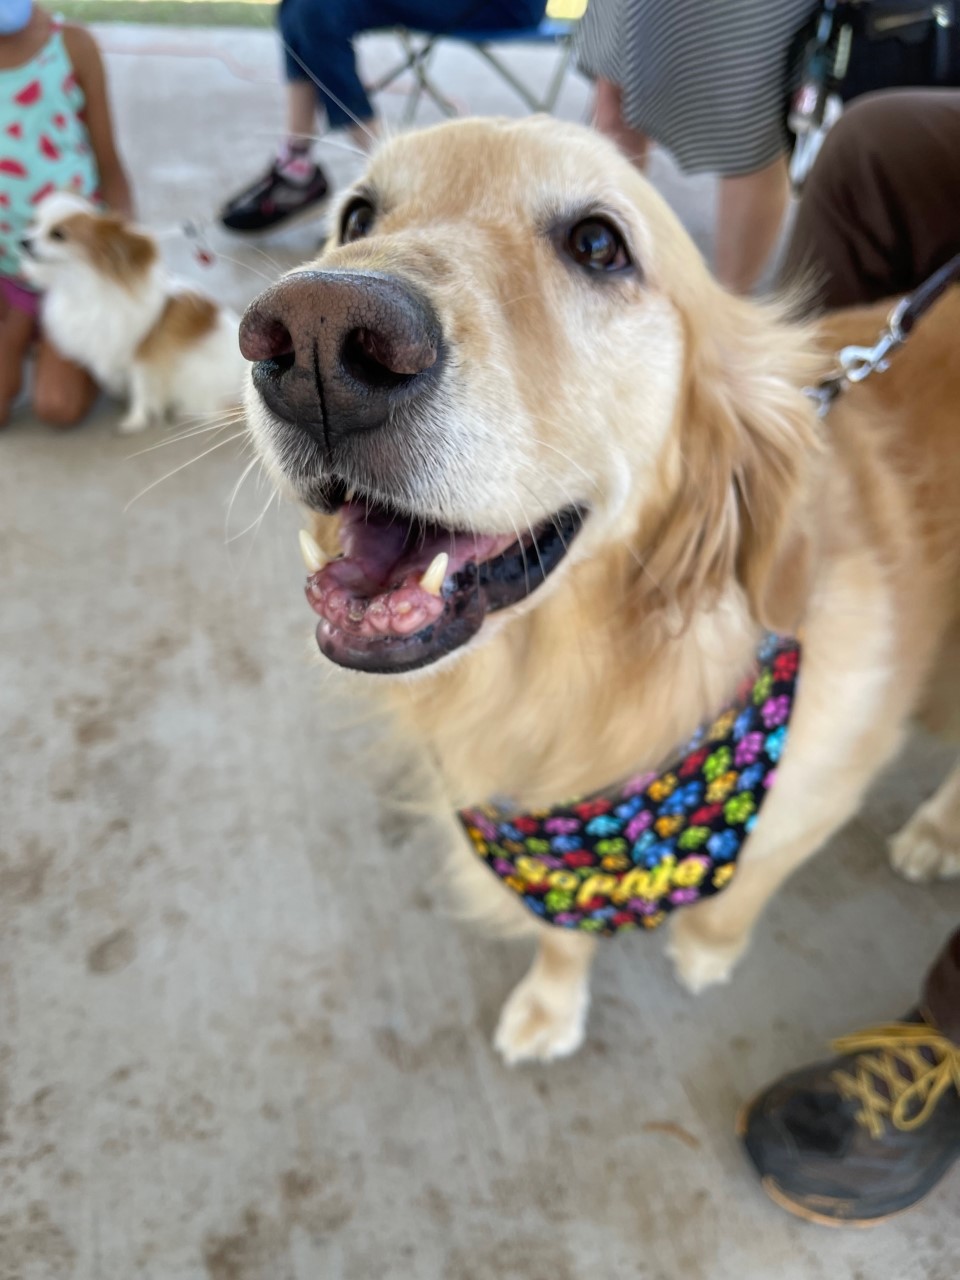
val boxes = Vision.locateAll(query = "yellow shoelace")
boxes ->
[831,1022,960,1140]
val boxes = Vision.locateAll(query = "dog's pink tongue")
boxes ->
[337,509,410,590]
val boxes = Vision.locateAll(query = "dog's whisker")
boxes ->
[164,421,247,447]
[127,414,245,454]
[204,251,279,286]
[524,433,604,496]
[233,485,284,573]
[507,513,531,598]
[225,482,279,546]
[170,411,247,433]
[224,455,261,540]
[251,454,269,500]
[464,417,605,501]
[499,292,541,308]
[509,492,548,588]
[521,468,588,527]
[241,242,286,274]
[161,419,248,441]
[254,129,368,160]
[515,471,588,560]
[526,517,549,585]
[123,417,242,458]
[624,544,667,595]
[246,466,286,557]
[124,432,247,510]
[277,38,378,146]
[175,404,246,423]
[130,414,248,455]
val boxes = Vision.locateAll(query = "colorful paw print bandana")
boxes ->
[457,634,800,935]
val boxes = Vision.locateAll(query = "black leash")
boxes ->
[805,250,960,418]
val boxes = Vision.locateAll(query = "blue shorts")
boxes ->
[278,0,546,129]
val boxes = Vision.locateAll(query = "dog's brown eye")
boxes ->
[49,228,66,242]
[565,218,630,272]
[341,199,375,244]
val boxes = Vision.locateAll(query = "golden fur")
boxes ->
[254,117,960,1061]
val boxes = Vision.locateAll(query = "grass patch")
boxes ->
[60,0,275,26]
[60,0,584,27]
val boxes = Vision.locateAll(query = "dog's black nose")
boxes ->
[240,269,442,437]
[18,238,33,256]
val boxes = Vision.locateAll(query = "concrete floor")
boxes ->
[1,25,958,1280]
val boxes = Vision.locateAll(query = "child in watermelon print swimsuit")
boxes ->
[0,1,131,426]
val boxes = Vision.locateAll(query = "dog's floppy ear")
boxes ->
[642,286,822,634]
[731,390,819,634]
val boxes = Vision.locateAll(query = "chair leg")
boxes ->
[469,39,574,114]
[367,54,414,96]
[471,44,541,112]
[370,29,579,124]
[542,39,574,114]
[366,28,418,95]
[406,40,460,123]
[401,30,429,124]
[365,31,449,127]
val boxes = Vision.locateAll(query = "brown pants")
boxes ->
[781,88,960,309]
[781,88,960,1029]
[927,932,960,1040]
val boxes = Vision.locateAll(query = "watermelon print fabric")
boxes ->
[0,22,99,286]
[457,634,800,936]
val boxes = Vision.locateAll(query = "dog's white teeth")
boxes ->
[419,552,449,597]
[299,528,326,575]
[344,487,357,504]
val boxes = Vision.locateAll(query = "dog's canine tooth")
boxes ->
[420,552,449,596]
[344,487,357,504]
[299,528,327,574]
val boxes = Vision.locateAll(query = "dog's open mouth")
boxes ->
[303,484,585,674]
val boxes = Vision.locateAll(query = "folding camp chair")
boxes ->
[368,17,579,124]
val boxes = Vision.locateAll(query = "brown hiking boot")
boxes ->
[739,930,960,1227]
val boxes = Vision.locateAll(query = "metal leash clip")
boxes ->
[804,252,960,419]
[805,298,909,418]
[805,372,845,419]
[836,296,909,383]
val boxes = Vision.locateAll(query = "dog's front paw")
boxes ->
[889,814,960,883]
[494,972,589,1066]
[666,912,747,995]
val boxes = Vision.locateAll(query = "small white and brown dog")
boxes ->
[21,192,244,433]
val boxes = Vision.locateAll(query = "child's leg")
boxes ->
[593,78,650,170]
[0,305,35,427]
[32,337,98,429]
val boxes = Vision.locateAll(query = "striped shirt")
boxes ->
[576,0,818,175]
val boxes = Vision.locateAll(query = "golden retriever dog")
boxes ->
[240,116,960,1064]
